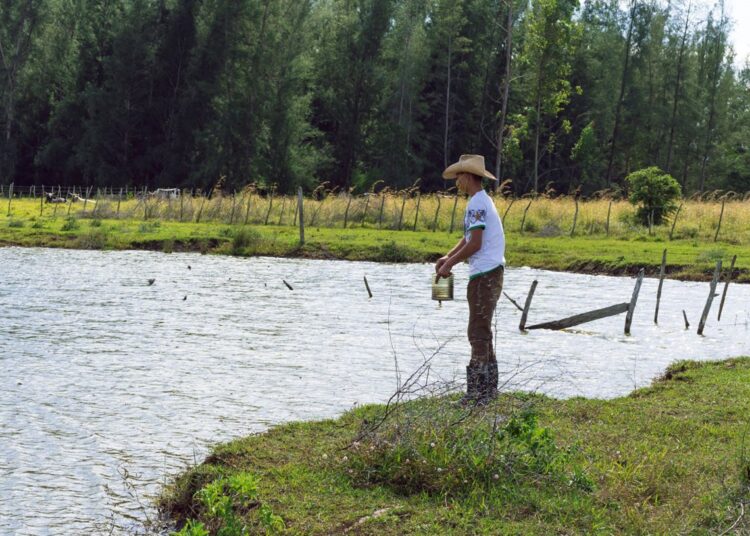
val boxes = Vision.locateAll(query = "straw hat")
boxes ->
[442,154,497,181]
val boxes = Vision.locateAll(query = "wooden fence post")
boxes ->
[264,190,274,225]
[343,194,352,228]
[503,198,515,221]
[697,260,722,335]
[412,192,421,231]
[520,199,533,234]
[570,197,579,236]
[624,269,645,335]
[360,194,370,227]
[278,196,286,226]
[297,187,305,246]
[244,193,252,225]
[714,200,725,242]
[432,196,442,232]
[7,183,13,216]
[519,280,538,331]
[669,202,683,240]
[118,188,123,218]
[377,194,386,229]
[449,194,459,233]
[397,192,407,230]
[654,249,667,324]
[39,192,44,216]
[717,254,736,322]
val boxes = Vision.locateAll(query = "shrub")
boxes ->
[61,217,80,231]
[625,167,681,226]
[231,227,262,254]
[346,399,591,499]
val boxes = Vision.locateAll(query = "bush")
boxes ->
[345,398,591,498]
[61,217,80,231]
[231,227,262,254]
[625,167,681,226]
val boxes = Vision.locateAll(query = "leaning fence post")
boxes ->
[377,193,386,229]
[297,187,304,246]
[669,202,683,240]
[397,192,407,230]
[432,195,442,232]
[624,269,645,335]
[717,254,736,322]
[520,199,533,234]
[412,191,421,231]
[570,197,579,236]
[264,189,274,225]
[519,280,538,331]
[605,200,612,236]
[654,249,667,324]
[698,260,722,335]
[449,194,459,233]
[714,200,725,242]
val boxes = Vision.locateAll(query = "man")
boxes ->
[435,154,506,404]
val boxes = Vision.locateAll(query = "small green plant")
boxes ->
[8,219,24,228]
[89,218,103,227]
[625,167,681,226]
[231,227,262,254]
[138,221,161,233]
[31,220,44,229]
[61,217,80,231]
[174,472,284,536]
[346,401,590,499]
[376,240,410,262]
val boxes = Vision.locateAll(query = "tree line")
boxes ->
[1,0,748,196]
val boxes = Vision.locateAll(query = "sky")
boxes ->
[724,0,750,68]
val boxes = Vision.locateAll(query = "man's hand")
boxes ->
[436,258,453,280]
[435,255,449,274]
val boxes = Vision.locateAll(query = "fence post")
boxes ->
[118,188,123,218]
[624,269,645,335]
[297,187,305,246]
[519,280,538,331]
[520,199,533,234]
[698,260,722,335]
[714,200,725,242]
[361,194,370,227]
[654,249,667,324]
[669,202,683,240]
[343,193,352,228]
[39,191,44,216]
[377,194,386,229]
[229,193,237,225]
[397,192,407,230]
[264,190,274,225]
[412,192,421,231]
[717,254,736,322]
[7,183,13,216]
[244,192,252,225]
[449,194,459,233]
[570,197,579,236]
[432,195,442,232]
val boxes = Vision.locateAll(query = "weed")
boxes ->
[89,218,103,227]
[231,227,262,254]
[8,219,24,228]
[61,217,80,231]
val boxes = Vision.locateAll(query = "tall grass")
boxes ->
[3,187,750,244]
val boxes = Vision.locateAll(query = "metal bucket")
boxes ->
[432,274,454,301]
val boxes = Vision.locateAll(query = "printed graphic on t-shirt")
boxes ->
[465,209,487,230]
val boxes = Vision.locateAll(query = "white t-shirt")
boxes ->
[463,189,506,279]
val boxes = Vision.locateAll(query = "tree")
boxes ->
[626,166,681,225]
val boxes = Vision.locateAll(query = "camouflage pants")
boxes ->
[467,267,504,367]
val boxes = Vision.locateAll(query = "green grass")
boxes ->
[1,198,748,281]
[159,358,750,535]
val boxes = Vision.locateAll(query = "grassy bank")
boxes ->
[159,358,750,535]
[2,204,748,282]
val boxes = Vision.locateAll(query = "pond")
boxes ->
[1,247,748,534]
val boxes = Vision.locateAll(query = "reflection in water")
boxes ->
[0,247,748,534]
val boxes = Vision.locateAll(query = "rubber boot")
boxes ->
[458,364,481,406]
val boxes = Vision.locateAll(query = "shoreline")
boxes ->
[2,230,747,284]
[159,357,750,535]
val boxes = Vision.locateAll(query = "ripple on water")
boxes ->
[1,247,749,533]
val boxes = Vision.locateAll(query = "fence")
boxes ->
[3,183,750,245]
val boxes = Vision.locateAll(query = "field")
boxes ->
[1,192,749,281]
[159,358,750,535]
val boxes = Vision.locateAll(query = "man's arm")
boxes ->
[436,228,483,278]
[436,237,465,273]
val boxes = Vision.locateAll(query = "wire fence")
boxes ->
[2,183,750,244]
